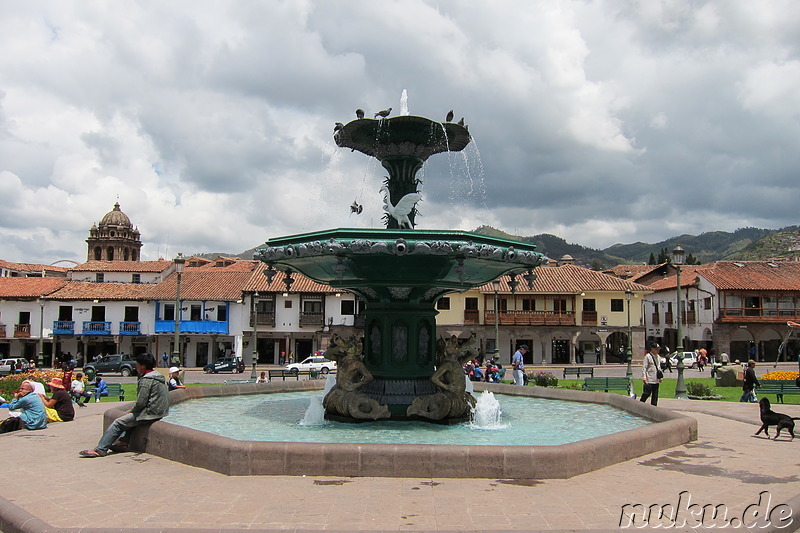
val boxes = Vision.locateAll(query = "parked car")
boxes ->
[204,356,245,374]
[0,358,30,376]
[83,354,138,377]
[669,351,698,369]
[285,355,337,375]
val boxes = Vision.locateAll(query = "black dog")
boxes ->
[755,397,800,440]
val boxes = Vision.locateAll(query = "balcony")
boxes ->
[484,310,576,326]
[14,324,31,338]
[53,321,75,335]
[82,321,111,335]
[464,310,480,324]
[154,320,229,335]
[249,312,276,328]
[651,313,660,325]
[665,312,674,324]
[581,310,597,325]
[0,323,5,337]
[719,306,800,323]
[119,321,141,335]
[299,311,324,328]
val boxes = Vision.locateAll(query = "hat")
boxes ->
[169,366,180,373]
[519,344,529,351]
[47,377,65,389]
[648,341,660,349]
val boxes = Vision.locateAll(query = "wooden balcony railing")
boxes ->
[14,324,31,338]
[581,310,597,325]
[250,312,276,327]
[464,310,480,324]
[651,313,660,325]
[484,310,575,326]
[0,323,6,337]
[665,312,674,324]
[299,312,324,327]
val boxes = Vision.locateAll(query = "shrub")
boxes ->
[686,381,717,398]
[531,371,558,388]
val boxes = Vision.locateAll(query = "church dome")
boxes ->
[99,202,133,228]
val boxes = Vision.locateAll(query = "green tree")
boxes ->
[648,252,656,265]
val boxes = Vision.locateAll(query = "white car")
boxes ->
[285,356,337,375]
[669,351,698,369]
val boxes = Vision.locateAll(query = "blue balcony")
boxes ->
[155,320,229,335]
[53,320,75,335]
[119,321,141,335]
[82,321,111,335]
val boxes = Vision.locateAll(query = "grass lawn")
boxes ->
[556,377,800,404]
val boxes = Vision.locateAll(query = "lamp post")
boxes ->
[492,280,501,360]
[251,292,259,379]
[673,244,688,399]
[625,289,633,381]
[172,253,185,368]
[38,298,45,369]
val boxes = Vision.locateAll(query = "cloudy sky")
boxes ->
[2,1,799,264]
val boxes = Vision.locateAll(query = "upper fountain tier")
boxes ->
[334,115,471,162]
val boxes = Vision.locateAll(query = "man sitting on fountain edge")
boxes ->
[79,353,169,458]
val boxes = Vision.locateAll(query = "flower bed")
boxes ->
[760,370,799,380]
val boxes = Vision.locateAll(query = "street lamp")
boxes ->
[492,280,501,360]
[625,289,633,382]
[673,244,688,399]
[38,298,45,369]
[251,292,259,379]
[172,253,185,367]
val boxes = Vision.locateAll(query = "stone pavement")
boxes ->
[1,398,800,532]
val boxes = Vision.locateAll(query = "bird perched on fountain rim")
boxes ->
[355,108,365,119]
[445,110,454,123]
[379,185,421,229]
[374,107,392,119]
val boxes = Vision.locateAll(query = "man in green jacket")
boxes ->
[79,353,168,457]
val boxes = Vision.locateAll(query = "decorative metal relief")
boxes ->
[388,287,412,300]
[391,323,408,365]
[369,323,382,364]
[418,321,431,366]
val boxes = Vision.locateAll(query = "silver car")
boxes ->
[285,356,337,375]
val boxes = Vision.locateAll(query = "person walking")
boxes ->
[640,341,663,406]
[740,360,760,403]
[511,345,527,386]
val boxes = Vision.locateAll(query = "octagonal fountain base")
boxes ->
[109,383,697,479]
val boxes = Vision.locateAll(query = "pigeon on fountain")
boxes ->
[334,122,344,132]
[374,108,392,119]
[356,108,365,119]
[457,117,465,126]
[445,110,454,122]
[380,185,421,229]
[350,200,363,215]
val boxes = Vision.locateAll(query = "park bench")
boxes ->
[582,377,631,394]
[268,369,311,382]
[758,380,800,404]
[85,383,125,401]
[563,367,594,379]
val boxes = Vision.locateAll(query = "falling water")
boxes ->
[470,390,508,430]
[464,373,474,395]
[299,374,337,426]
[400,89,409,115]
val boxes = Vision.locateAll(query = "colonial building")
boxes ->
[86,202,143,262]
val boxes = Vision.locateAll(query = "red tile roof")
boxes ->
[189,259,259,271]
[0,277,69,298]
[604,264,662,278]
[646,266,702,291]
[244,268,339,294]
[0,259,69,274]
[696,261,800,291]
[71,260,172,272]
[477,264,652,293]
[46,281,155,300]
[146,269,257,301]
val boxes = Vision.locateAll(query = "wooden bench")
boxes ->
[268,369,312,382]
[86,383,125,401]
[758,380,800,404]
[582,377,631,393]
[563,367,594,379]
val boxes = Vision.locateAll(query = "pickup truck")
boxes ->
[203,357,245,374]
[83,354,138,377]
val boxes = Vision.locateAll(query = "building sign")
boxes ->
[648,328,663,336]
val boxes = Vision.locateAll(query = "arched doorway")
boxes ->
[730,328,754,362]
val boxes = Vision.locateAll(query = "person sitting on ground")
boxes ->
[92,376,109,402]
[167,367,186,391]
[0,381,47,433]
[40,377,75,422]
[70,373,91,407]
[79,353,169,458]
[256,371,268,383]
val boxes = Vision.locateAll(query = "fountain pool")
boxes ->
[166,391,651,446]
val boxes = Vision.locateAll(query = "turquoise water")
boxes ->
[166,391,651,446]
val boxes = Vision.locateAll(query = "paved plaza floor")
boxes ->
[1,394,799,532]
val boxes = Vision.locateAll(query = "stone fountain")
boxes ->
[255,110,546,422]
